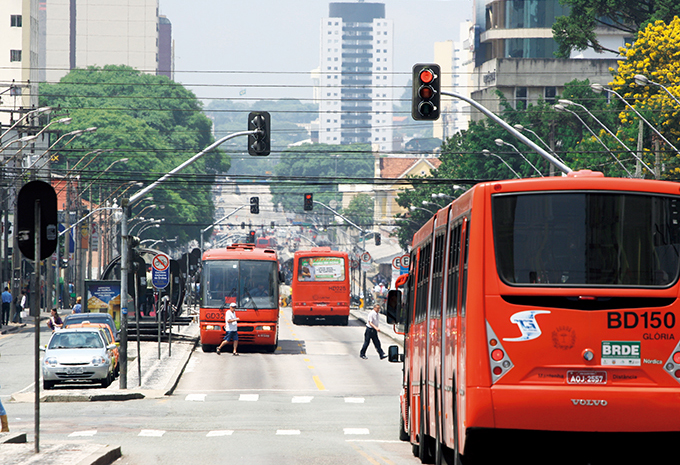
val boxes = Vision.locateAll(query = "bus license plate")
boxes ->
[566,371,607,385]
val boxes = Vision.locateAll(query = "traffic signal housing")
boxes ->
[248,231,256,244]
[412,64,441,121]
[375,233,381,246]
[250,196,259,214]
[304,193,313,211]
[248,111,271,156]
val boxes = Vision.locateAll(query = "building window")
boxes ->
[10,15,22,27]
[515,87,527,110]
[10,50,21,62]
[544,86,557,104]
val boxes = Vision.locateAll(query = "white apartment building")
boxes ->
[0,0,39,126]
[317,2,394,152]
[41,0,160,83]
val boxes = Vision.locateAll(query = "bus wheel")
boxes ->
[339,315,349,326]
[419,392,434,464]
[201,344,217,353]
[399,412,409,441]
[292,315,303,325]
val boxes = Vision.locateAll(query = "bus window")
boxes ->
[297,256,345,282]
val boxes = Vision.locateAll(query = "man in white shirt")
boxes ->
[360,304,387,360]
[217,302,240,355]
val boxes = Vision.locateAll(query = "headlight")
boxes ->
[91,356,106,366]
[204,325,222,331]
[44,357,58,367]
[256,325,272,331]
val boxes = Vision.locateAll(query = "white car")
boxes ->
[42,327,117,390]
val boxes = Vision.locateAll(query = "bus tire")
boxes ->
[339,315,349,326]
[419,389,435,464]
[201,343,217,353]
[399,412,410,441]
[292,315,303,325]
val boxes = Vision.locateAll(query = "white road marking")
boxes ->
[185,394,206,402]
[344,397,365,403]
[139,429,166,437]
[276,430,301,435]
[68,430,97,437]
[207,430,234,437]
[239,394,259,402]
[344,428,370,435]
[292,396,314,403]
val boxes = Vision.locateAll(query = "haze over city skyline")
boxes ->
[159,0,473,103]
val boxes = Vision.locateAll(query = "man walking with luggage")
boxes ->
[360,304,387,360]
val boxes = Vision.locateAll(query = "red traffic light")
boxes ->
[419,69,435,84]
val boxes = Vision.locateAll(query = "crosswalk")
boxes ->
[64,427,376,438]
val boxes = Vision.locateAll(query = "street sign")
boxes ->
[361,251,371,263]
[392,256,401,270]
[152,253,170,272]
[400,254,410,275]
[151,253,170,289]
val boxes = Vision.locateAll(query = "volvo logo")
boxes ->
[571,399,608,406]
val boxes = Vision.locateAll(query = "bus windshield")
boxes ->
[297,256,346,282]
[203,259,278,309]
[493,192,680,287]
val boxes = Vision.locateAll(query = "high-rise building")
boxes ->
[158,15,174,80]
[317,2,394,152]
[0,0,39,125]
[40,0,166,83]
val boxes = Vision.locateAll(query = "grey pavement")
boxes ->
[0,311,199,465]
[349,306,404,348]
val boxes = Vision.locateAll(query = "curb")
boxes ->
[0,432,27,444]
[74,445,122,465]
[162,334,199,396]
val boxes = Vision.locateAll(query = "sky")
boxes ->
[158,0,474,104]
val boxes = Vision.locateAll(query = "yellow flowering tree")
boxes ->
[612,17,680,177]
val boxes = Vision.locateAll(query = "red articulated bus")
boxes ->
[200,243,280,353]
[256,235,277,249]
[291,247,350,325]
[388,172,680,464]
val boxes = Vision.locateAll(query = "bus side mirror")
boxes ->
[278,271,285,283]
[388,345,402,363]
[386,290,401,324]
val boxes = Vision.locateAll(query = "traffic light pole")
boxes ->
[441,91,572,175]
[119,129,256,389]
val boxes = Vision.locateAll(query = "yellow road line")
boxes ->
[312,375,326,391]
[350,444,381,465]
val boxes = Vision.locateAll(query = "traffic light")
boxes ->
[304,193,313,211]
[412,64,441,121]
[375,233,381,246]
[250,196,259,214]
[248,230,256,244]
[241,222,245,230]
[247,111,271,156]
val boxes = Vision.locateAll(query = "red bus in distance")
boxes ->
[291,247,350,325]
[199,243,280,353]
[388,173,680,463]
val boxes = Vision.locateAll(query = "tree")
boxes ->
[40,65,225,244]
[552,0,680,58]
[271,144,373,214]
[610,16,680,177]
[343,194,375,230]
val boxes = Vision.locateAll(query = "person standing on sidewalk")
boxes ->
[360,304,387,360]
[1,287,11,326]
[217,302,240,355]
[72,296,83,314]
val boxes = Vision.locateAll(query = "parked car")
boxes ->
[62,312,119,342]
[64,322,119,377]
[42,327,117,389]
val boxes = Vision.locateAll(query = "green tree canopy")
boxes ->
[40,65,226,244]
[552,0,680,58]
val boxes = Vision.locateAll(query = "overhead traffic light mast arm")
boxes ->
[441,90,572,175]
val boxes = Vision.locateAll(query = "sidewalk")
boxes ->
[1,315,199,465]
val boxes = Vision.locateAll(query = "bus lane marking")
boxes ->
[312,375,326,391]
[344,428,370,435]
[185,394,206,402]
[239,394,259,402]
[69,430,97,437]
[139,429,165,437]
[345,397,365,403]
[207,430,234,437]
[276,429,301,435]
[292,396,314,403]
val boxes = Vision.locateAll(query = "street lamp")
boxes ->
[410,205,436,215]
[554,104,634,177]
[494,138,543,177]
[590,83,680,156]
[0,106,52,141]
[200,205,247,256]
[634,74,680,107]
[513,124,567,165]
[423,200,443,209]
[482,149,521,179]
[558,99,653,175]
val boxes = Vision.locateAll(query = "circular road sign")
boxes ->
[392,256,401,269]
[361,251,371,263]
[152,253,170,272]
[400,254,410,268]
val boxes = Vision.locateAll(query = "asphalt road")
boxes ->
[1,308,420,465]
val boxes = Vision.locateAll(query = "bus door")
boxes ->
[455,217,469,451]
[428,227,446,438]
